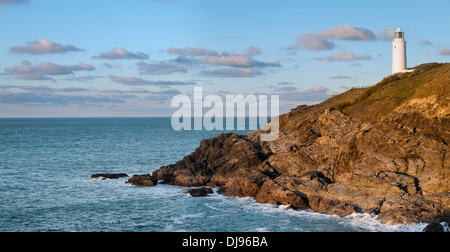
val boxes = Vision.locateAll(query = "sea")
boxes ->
[0,118,427,232]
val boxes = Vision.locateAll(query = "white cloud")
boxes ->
[93,47,149,60]
[438,48,450,55]
[10,39,83,55]
[317,24,377,41]
[101,88,151,94]
[419,39,432,45]
[277,82,295,85]
[167,46,219,57]
[136,62,188,75]
[329,76,352,79]
[109,75,196,86]
[292,34,336,51]
[378,29,396,41]
[202,68,263,78]
[288,24,393,52]
[198,54,280,68]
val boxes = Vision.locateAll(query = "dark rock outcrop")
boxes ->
[152,64,450,226]
[91,173,129,180]
[423,223,445,232]
[187,188,214,197]
[126,174,158,187]
[422,215,450,232]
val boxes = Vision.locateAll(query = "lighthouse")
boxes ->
[392,28,407,74]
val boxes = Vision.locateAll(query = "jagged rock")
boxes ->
[91,173,129,180]
[126,174,158,187]
[223,171,269,198]
[153,133,264,188]
[255,180,310,210]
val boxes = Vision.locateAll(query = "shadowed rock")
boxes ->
[423,223,445,232]
[126,174,158,187]
[187,188,214,197]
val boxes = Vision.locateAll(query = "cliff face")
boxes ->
[153,63,450,225]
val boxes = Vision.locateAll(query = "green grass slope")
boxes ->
[322,63,450,123]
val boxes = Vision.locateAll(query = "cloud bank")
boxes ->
[5,61,95,81]
[0,90,124,105]
[136,62,188,75]
[166,46,281,77]
[287,24,396,51]
[109,75,196,86]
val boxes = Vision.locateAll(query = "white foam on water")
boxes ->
[164,224,188,232]
[170,212,206,225]
[203,202,226,212]
[341,213,428,232]
[442,222,450,232]
[253,227,269,232]
[97,178,431,232]
[89,177,107,181]
[209,193,429,232]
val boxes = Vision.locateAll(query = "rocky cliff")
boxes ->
[153,63,450,226]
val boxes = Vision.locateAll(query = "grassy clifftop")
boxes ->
[323,63,450,123]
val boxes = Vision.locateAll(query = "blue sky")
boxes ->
[1,0,449,117]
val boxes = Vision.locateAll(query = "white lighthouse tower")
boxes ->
[392,28,407,74]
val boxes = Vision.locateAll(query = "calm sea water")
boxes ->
[0,118,426,232]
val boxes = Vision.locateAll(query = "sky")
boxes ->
[0,0,449,117]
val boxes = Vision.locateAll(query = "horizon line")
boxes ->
[0,116,274,119]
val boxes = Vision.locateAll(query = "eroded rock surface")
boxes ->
[153,64,450,225]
